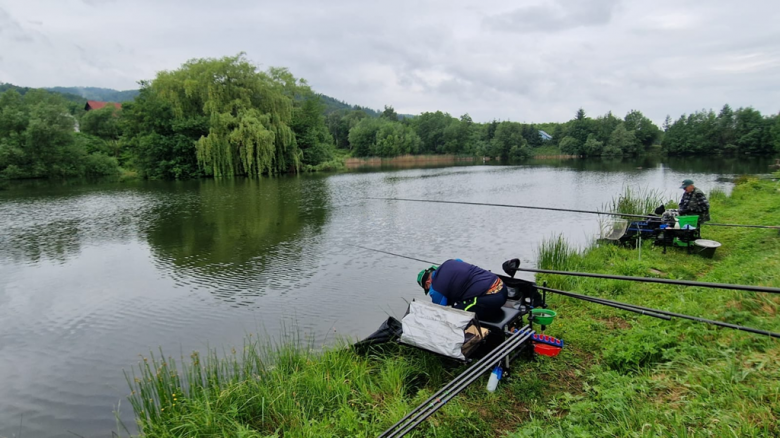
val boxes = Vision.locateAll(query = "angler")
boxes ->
[354,245,779,436]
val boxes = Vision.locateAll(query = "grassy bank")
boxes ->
[124,178,779,437]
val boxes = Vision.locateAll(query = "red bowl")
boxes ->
[533,343,562,357]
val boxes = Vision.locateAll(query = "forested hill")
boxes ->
[5,82,400,119]
[45,86,140,102]
[319,94,380,117]
[0,83,84,103]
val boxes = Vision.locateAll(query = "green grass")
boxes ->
[123,179,780,437]
[531,145,564,156]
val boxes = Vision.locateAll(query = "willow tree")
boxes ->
[151,54,302,177]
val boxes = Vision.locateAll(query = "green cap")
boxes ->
[680,179,694,189]
[416,265,438,292]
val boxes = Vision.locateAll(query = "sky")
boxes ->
[1,0,779,124]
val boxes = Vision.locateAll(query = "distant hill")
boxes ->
[45,86,140,103]
[2,82,413,119]
[318,94,414,119]
[0,83,85,104]
[319,94,380,117]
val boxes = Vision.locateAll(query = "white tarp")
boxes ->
[399,300,486,360]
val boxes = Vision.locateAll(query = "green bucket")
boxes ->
[677,215,699,228]
[532,308,557,325]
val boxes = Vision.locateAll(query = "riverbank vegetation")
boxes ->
[124,177,779,437]
[3,54,780,181]
[0,88,120,179]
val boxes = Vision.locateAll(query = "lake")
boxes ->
[0,155,775,437]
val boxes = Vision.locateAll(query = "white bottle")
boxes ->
[486,365,503,392]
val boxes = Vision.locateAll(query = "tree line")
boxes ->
[2,54,779,181]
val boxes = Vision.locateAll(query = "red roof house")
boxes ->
[85,100,122,111]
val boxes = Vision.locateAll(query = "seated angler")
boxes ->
[417,259,508,320]
[678,179,710,224]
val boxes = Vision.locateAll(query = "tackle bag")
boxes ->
[399,300,488,360]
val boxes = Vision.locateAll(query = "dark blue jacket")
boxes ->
[428,259,498,305]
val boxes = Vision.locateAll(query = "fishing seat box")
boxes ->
[480,307,523,334]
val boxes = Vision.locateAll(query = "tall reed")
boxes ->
[536,234,580,271]
[123,332,445,437]
[604,186,668,216]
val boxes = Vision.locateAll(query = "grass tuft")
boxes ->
[604,185,669,216]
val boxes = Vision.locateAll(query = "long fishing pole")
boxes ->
[519,267,780,295]
[539,286,780,339]
[546,288,671,320]
[368,197,780,230]
[353,245,780,294]
[367,197,653,219]
[379,326,535,438]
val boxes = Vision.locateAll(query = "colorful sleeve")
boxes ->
[429,288,447,306]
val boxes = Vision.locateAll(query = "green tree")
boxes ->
[559,136,581,155]
[734,107,771,155]
[771,114,780,152]
[348,117,382,157]
[593,112,622,144]
[490,121,526,161]
[623,110,661,150]
[290,95,334,166]
[80,105,121,157]
[374,121,421,157]
[151,54,302,177]
[412,111,456,154]
[0,88,118,179]
[716,104,736,153]
[605,123,639,156]
[119,83,206,179]
[326,109,367,150]
[582,134,604,156]
[381,105,399,121]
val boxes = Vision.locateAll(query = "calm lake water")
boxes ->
[0,156,774,437]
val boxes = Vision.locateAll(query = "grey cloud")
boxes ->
[483,0,621,33]
[1,0,779,125]
[80,0,118,6]
[0,7,46,45]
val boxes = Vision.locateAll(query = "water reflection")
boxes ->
[0,188,156,265]
[531,155,778,174]
[142,177,330,305]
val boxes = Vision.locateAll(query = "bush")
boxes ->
[84,152,120,177]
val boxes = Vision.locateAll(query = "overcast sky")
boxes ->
[1,0,779,124]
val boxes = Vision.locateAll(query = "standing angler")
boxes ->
[678,179,710,223]
[417,259,508,319]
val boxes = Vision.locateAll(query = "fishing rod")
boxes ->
[367,197,780,230]
[519,267,780,295]
[539,286,780,339]
[379,326,536,438]
[367,197,653,219]
[544,288,671,320]
[353,245,780,294]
